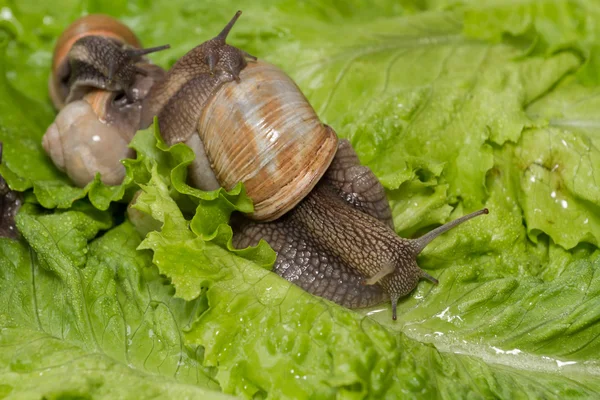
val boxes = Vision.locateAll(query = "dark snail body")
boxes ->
[233,140,488,318]
[49,14,168,109]
[232,140,392,309]
[141,11,255,144]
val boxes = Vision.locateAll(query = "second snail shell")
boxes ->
[43,90,136,186]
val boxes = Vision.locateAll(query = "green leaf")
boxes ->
[463,0,600,84]
[136,165,276,300]
[517,82,600,248]
[139,172,600,397]
[0,205,231,399]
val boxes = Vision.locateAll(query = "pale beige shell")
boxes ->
[194,60,338,221]
[42,90,135,187]
[49,14,142,110]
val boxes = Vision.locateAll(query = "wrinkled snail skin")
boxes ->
[64,37,169,105]
[44,15,168,187]
[232,143,488,318]
[141,11,490,319]
[231,141,394,309]
[49,14,143,110]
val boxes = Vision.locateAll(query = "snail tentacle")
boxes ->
[141,10,254,143]
[67,36,169,104]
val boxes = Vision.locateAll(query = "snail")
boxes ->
[42,14,169,186]
[140,11,489,319]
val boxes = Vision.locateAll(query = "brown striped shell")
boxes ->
[49,14,142,110]
[192,60,338,221]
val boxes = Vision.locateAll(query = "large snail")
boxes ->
[43,14,169,186]
[140,11,488,319]
[43,12,488,320]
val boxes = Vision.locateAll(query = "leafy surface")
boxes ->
[1,0,600,398]
[0,205,230,398]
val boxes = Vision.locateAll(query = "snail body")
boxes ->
[43,14,168,186]
[49,14,141,110]
[142,12,488,319]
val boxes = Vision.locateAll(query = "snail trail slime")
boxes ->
[41,11,488,320]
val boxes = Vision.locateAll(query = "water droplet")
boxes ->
[1,7,14,20]
[556,360,577,367]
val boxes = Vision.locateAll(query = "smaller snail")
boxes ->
[141,12,489,319]
[43,14,169,186]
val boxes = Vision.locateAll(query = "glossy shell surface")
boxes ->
[42,90,135,186]
[197,60,338,221]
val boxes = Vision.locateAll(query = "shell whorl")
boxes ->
[49,14,142,110]
[195,60,338,221]
[42,90,136,187]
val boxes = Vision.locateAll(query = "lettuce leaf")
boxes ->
[1,0,600,398]
[136,168,600,398]
[0,204,231,398]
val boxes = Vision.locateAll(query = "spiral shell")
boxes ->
[42,90,136,187]
[49,14,142,110]
[194,60,338,221]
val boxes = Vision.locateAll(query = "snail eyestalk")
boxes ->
[126,44,171,58]
[422,271,439,285]
[242,50,257,61]
[411,208,489,254]
[391,296,399,321]
[108,44,171,81]
[217,10,242,41]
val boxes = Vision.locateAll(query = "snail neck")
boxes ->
[289,183,412,283]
